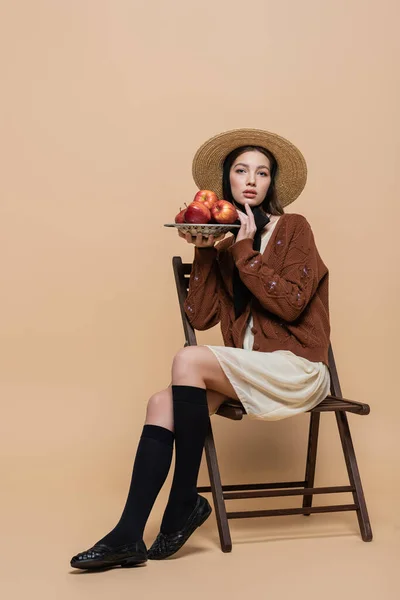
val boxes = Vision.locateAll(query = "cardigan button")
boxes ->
[253,343,260,350]
[251,327,257,334]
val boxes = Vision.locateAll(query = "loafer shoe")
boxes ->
[148,495,212,560]
[70,540,147,570]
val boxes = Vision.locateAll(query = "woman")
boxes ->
[70,128,331,570]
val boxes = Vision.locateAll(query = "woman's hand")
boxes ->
[178,230,225,247]
[235,203,256,244]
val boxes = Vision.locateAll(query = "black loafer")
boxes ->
[70,540,147,570]
[148,495,212,560]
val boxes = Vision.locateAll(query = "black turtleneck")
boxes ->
[230,204,270,320]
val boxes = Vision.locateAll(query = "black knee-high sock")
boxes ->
[97,424,174,547]
[161,385,209,534]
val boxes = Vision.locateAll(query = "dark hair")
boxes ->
[222,145,284,216]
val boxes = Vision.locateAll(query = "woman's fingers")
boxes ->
[237,211,248,232]
[244,203,256,234]
[234,204,257,242]
[244,203,256,226]
[198,234,215,247]
[238,210,251,227]
[178,229,225,246]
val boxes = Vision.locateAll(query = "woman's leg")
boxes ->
[156,347,238,537]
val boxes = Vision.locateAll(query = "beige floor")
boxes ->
[2,477,398,600]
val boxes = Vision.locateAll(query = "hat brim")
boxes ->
[192,128,307,207]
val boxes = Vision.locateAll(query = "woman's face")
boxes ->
[229,150,271,208]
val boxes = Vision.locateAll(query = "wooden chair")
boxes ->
[172,256,373,552]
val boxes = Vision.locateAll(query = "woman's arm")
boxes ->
[229,217,326,322]
[184,246,221,330]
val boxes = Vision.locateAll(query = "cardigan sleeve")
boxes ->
[183,246,221,330]
[229,217,325,322]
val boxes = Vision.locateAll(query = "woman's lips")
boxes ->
[243,191,257,198]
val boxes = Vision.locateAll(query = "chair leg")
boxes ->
[203,419,232,552]
[302,412,320,515]
[335,411,373,541]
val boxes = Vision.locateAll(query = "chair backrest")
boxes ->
[172,256,343,399]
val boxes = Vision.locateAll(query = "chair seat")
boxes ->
[216,395,370,420]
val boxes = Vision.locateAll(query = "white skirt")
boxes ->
[206,346,331,421]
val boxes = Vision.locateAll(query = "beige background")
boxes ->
[0,1,399,598]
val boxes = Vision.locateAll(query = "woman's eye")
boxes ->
[259,172,268,177]
[235,169,245,173]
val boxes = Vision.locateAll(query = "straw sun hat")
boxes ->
[192,128,307,207]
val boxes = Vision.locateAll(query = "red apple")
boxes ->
[175,207,187,223]
[184,201,211,224]
[193,189,219,210]
[211,200,238,224]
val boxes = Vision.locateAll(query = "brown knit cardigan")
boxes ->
[184,213,331,365]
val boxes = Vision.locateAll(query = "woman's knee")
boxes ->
[172,346,204,379]
[145,387,174,431]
